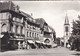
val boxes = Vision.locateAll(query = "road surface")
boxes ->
[0,46,80,56]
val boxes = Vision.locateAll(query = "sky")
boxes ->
[13,1,80,37]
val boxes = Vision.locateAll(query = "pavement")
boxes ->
[0,46,80,56]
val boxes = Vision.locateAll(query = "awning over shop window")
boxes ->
[0,35,4,38]
[46,43,52,45]
[36,41,41,43]
[42,42,46,45]
[27,40,34,44]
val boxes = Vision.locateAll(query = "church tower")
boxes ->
[64,14,70,47]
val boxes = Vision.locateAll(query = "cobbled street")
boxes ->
[0,47,80,56]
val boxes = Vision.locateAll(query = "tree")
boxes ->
[70,17,80,51]
[72,20,80,35]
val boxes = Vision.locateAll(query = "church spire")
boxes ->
[64,13,69,25]
[64,12,70,47]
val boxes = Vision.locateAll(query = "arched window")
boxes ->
[1,23,7,32]
[44,39,50,43]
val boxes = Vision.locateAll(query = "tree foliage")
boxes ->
[72,20,80,35]
[69,17,80,51]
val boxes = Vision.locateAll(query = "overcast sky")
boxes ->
[13,1,80,37]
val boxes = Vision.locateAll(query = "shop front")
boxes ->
[35,40,41,48]
[27,40,36,49]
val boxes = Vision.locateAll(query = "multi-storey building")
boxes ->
[25,17,42,49]
[35,18,55,48]
[0,1,42,50]
[0,1,56,51]
[0,1,27,50]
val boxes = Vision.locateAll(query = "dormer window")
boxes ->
[14,5,20,12]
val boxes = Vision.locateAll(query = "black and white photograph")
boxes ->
[0,0,80,56]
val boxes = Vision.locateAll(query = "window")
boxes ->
[25,22,27,28]
[32,33,34,38]
[44,26,48,31]
[15,25,18,33]
[28,31,30,37]
[0,13,9,19]
[11,25,13,32]
[44,39,50,43]
[13,25,15,33]
[66,33,68,36]
[21,27,24,34]
[30,32,31,37]
[65,27,68,32]
[37,34,38,37]
[14,5,19,12]
[27,32,28,37]
[18,26,20,34]
[35,33,36,38]
[27,24,30,28]
[21,27,23,34]
[1,23,7,32]
[33,26,35,29]
[16,17,20,22]
[22,27,24,34]
[9,24,13,32]
[21,17,23,23]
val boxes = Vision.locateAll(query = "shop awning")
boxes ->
[0,35,4,38]
[42,42,46,45]
[27,40,34,44]
[36,41,41,43]
[46,43,52,45]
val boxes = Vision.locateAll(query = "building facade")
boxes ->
[0,1,27,50]
[35,18,55,48]
[0,1,56,51]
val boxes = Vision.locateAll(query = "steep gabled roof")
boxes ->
[0,1,15,12]
[64,14,69,25]
[20,11,32,18]
[20,11,40,26]
[35,18,47,28]
[48,25,55,33]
